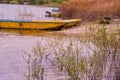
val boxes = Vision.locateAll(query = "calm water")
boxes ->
[0,4,60,20]
[0,33,68,80]
[0,4,93,80]
[0,4,65,80]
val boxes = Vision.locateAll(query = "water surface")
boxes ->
[0,4,60,20]
[0,4,65,80]
[0,4,93,80]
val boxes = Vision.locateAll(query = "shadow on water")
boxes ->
[0,29,62,36]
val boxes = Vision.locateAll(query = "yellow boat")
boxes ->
[0,19,66,30]
[56,19,81,28]
[65,19,81,27]
[0,19,80,30]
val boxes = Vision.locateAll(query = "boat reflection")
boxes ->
[0,29,58,36]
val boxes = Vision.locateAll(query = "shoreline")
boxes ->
[58,22,120,36]
[0,22,119,38]
[0,2,60,8]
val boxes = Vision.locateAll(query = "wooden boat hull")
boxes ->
[0,19,80,30]
[0,20,66,30]
[65,19,80,27]
[55,19,80,28]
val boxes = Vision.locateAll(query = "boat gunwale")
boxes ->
[0,20,68,24]
[0,19,81,23]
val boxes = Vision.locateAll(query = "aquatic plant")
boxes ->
[54,24,120,80]
[23,23,120,80]
[17,8,34,20]
[23,41,45,80]
[91,25,120,80]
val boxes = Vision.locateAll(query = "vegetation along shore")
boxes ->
[0,0,66,7]
[0,0,120,80]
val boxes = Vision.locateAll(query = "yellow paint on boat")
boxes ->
[0,19,80,30]
[0,20,66,30]
[65,19,81,27]
[52,19,81,27]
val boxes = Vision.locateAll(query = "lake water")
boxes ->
[0,4,60,20]
[0,4,66,80]
[0,4,94,80]
[0,33,69,80]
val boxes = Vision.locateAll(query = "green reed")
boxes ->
[23,41,45,80]
[23,23,120,80]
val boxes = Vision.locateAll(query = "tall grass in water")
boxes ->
[60,0,120,21]
[88,25,120,80]
[23,24,119,80]
[17,8,34,20]
[55,25,119,80]
[23,41,45,80]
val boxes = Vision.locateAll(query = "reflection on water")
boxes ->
[0,29,55,36]
[0,30,94,80]
[0,29,69,37]
[0,3,62,37]
[0,4,64,80]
